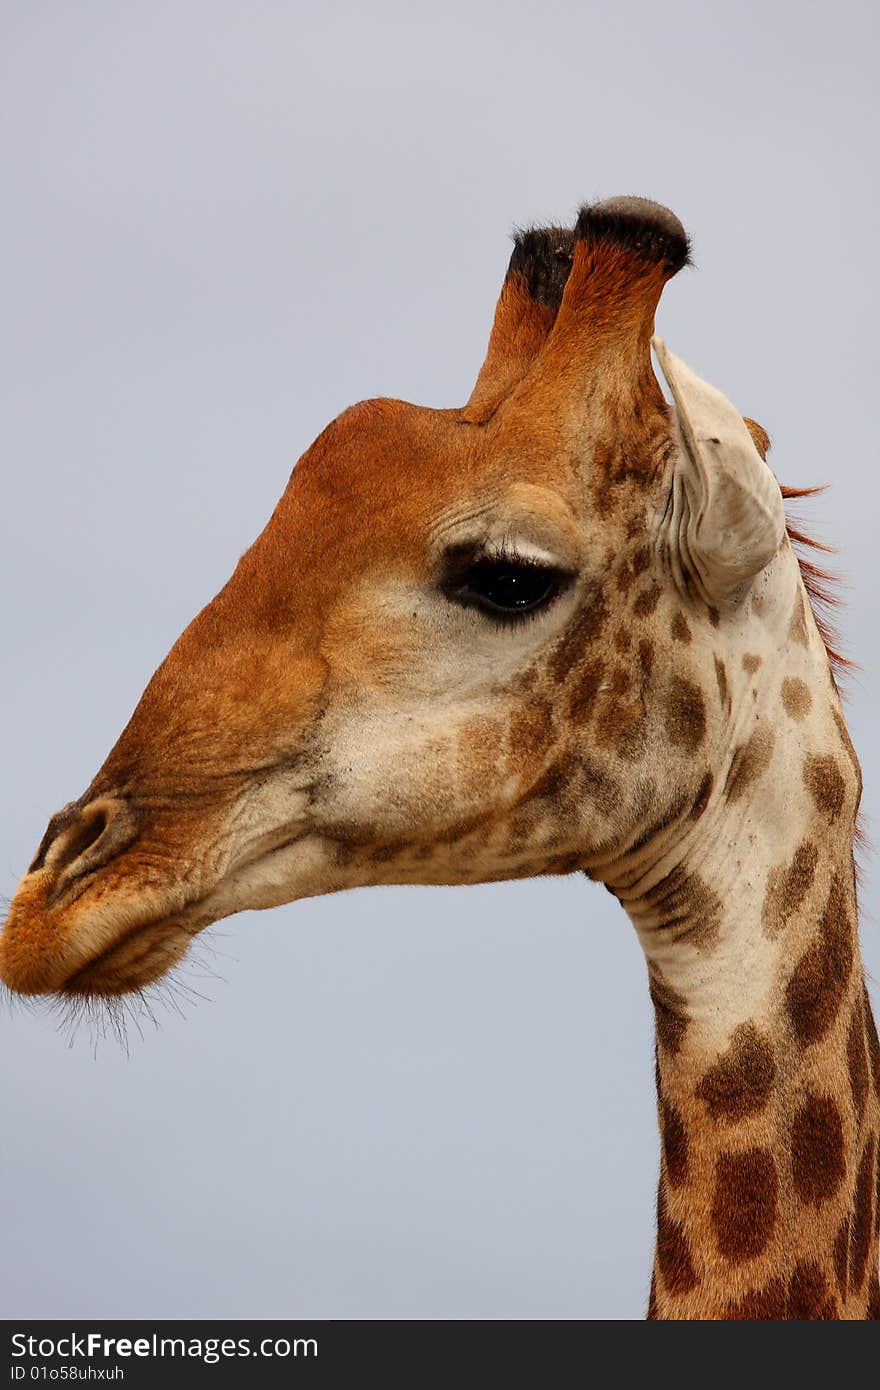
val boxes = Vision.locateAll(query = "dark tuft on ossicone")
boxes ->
[575,196,691,275]
[508,226,575,309]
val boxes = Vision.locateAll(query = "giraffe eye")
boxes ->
[444,557,568,622]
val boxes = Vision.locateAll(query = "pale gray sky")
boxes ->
[2,0,878,1319]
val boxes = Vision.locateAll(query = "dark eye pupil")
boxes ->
[458,561,559,616]
[477,567,549,608]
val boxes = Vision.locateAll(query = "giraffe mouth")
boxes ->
[60,912,200,997]
[0,867,210,999]
[55,829,313,997]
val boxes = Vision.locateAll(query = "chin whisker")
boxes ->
[164,976,212,1008]
[0,981,40,1021]
[1,924,232,1054]
[134,986,162,1033]
[182,934,230,985]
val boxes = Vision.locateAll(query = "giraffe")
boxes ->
[1,196,878,1320]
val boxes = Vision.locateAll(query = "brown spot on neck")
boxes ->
[781,676,812,720]
[831,705,862,797]
[787,1262,839,1319]
[785,874,854,1047]
[711,1148,778,1263]
[789,591,809,647]
[660,1099,689,1187]
[803,753,846,820]
[633,581,662,618]
[616,562,635,595]
[761,840,819,939]
[790,1092,846,1205]
[632,544,651,576]
[725,726,775,803]
[695,1022,776,1121]
[650,969,690,1055]
[664,677,707,751]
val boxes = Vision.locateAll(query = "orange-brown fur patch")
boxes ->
[849,1135,876,1291]
[847,996,869,1124]
[833,1217,850,1301]
[865,987,880,1094]
[507,697,553,760]
[657,1186,698,1295]
[725,1278,787,1320]
[647,1271,658,1319]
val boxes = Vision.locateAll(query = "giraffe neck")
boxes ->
[644,839,878,1319]
[608,573,880,1318]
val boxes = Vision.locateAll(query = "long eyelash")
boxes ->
[481,541,552,569]
[476,601,560,630]
[443,547,557,587]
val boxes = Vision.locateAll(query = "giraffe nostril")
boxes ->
[49,804,110,871]
[33,797,138,886]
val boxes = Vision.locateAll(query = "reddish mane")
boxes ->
[780,484,851,686]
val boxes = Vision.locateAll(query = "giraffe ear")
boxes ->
[652,337,786,602]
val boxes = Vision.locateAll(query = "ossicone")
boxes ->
[574,196,691,277]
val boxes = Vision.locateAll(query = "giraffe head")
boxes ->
[1,196,792,999]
